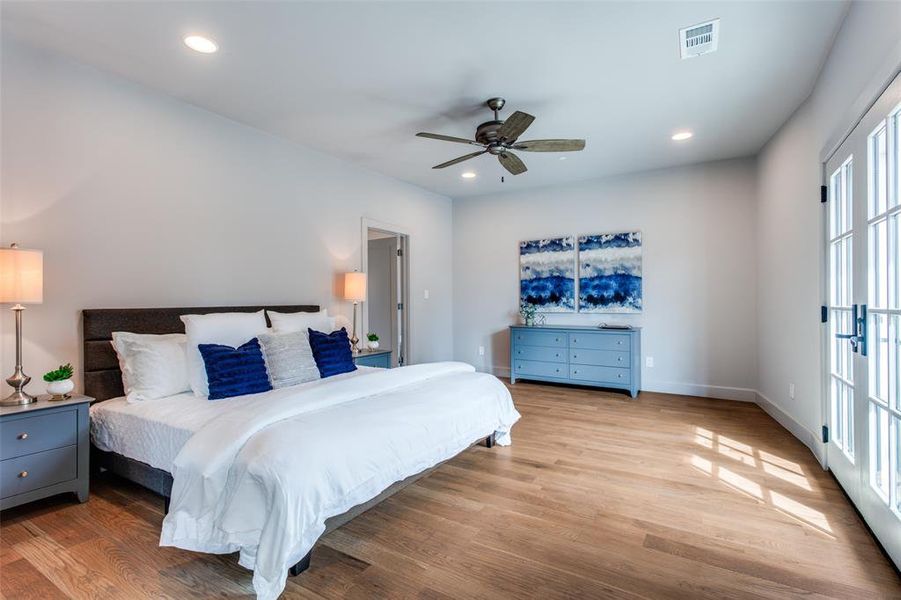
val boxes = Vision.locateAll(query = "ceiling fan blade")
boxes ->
[432,150,487,169]
[496,111,535,142]
[498,151,527,175]
[417,132,483,146]
[512,139,586,152]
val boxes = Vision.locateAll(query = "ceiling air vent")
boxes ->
[679,19,719,59]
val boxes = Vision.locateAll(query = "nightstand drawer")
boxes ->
[354,352,391,368]
[1,409,77,459]
[1,445,77,499]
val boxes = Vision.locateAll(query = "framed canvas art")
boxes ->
[519,237,575,312]
[578,232,642,313]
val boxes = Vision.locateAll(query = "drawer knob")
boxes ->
[573,370,578,374]
[17,432,28,440]
[18,471,28,478]
[555,353,559,357]
[618,374,623,378]
[618,357,622,362]
[555,368,560,373]
[573,338,578,343]
[555,338,559,342]
[618,341,623,345]
[573,354,578,359]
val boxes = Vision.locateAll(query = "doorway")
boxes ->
[362,220,410,367]
[823,71,901,568]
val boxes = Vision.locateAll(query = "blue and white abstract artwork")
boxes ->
[578,232,642,313]
[519,237,576,312]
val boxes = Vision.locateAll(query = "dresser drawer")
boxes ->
[1,409,77,460]
[569,349,630,367]
[0,445,77,499]
[513,345,567,363]
[570,365,631,385]
[511,330,567,348]
[513,360,567,378]
[568,332,631,352]
[354,352,391,368]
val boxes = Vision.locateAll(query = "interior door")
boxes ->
[825,72,901,568]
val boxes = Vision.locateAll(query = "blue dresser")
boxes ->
[510,325,641,397]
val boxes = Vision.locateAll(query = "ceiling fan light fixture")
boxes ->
[671,131,693,141]
[184,35,218,54]
[461,172,476,179]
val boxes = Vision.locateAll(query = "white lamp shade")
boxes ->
[343,272,367,302]
[0,246,43,304]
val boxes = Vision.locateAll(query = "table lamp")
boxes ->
[0,244,43,406]
[343,271,367,352]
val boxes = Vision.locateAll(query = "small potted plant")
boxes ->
[43,363,74,400]
[520,301,537,327]
[366,333,380,350]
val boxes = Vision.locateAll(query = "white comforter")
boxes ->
[159,362,520,600]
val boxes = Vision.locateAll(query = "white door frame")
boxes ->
[820,72,901,569]
[361,217,412,365]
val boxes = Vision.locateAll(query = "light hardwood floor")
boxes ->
[1,381,899,599]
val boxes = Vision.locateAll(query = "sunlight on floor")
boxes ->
[689,426,833,537]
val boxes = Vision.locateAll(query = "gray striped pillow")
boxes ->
[258,330,321,388]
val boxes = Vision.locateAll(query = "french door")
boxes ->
[825,72,901,568]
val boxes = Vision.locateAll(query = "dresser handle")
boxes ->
[573,338,578,343]
[554,337,559,342]
[555,353,559,357]
[18,471,28,478]
[617,357,622,362]
[618,374,623,378]
[17,432,28,440]
[573,370,578,374]
[573,354,578,359]
[555,368,560,373]
[618,341,623,345]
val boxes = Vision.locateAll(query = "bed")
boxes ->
[83,305,520,600]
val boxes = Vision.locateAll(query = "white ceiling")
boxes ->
[2,1,848,198]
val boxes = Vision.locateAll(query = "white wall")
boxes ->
[0,40,453,394]
[453,158,758,400]
[756,1,901,462]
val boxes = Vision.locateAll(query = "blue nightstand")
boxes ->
[1,394,92,510]
[353,349,392,368]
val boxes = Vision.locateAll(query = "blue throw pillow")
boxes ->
[308,328,356,378]
[198,338,272,400]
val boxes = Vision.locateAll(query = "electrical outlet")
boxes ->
[789,383,795,399]
[423,289,430,299]
[646,356,654,368]
[478,346,485,356]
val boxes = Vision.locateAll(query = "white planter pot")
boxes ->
[47,378,74,398]
[367,341,380,350]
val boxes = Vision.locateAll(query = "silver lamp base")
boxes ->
[1,389,36,406]
[2,304,37,406]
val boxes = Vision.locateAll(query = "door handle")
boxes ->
[835,304,859,353]
[857,304,867,357]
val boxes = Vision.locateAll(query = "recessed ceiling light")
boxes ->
[559,156,567,160]
[671,131,693,141]
[184,35,218,54]
[461,172,476,179]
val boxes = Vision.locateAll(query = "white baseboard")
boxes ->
[641,381,757,402]
[754,391,826,467]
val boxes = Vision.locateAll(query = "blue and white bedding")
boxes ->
[131,361,520,600]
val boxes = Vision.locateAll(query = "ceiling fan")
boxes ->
[416,98,586,176]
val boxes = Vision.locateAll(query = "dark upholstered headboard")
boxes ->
[82,305,319,401]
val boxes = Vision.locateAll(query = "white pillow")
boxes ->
[181,310,268,397]
[110,332,189,403]
[268,309,336,335]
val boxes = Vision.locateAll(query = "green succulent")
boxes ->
[43,363,74,382]
[366,333,379,342]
